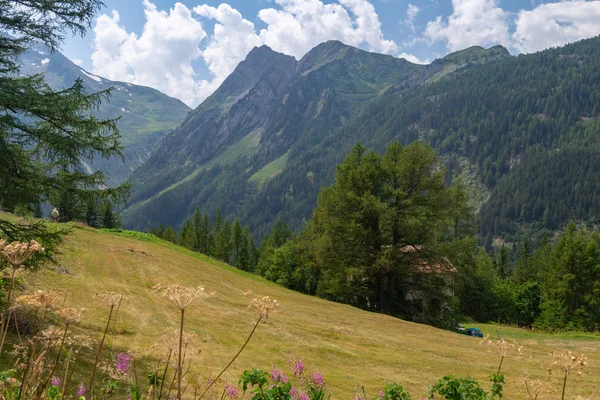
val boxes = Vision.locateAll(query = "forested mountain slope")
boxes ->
[19,44,190,185]
[124,41,508,239]
[126,37,600,243]
[344,36,600,242]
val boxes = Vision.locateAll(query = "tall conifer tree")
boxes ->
[0,0,128,247]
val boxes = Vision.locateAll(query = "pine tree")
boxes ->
[56,190,85,223]
[213,209,223,233]
[201,213,212,255]
[496,245,510,279]
[215,220,231,263]
[85,200,100,228]
[149,223,166,238]
[512,237,533,283]
[0,0,128,249]
[179,219,195,250]
[161,226,177,243]
[245,227,259,271]
[191,207,202,251]
[308,141,462,313]
[100,200,119,229]
[238,232,250,271]
[215,219,232,262]
[231,218,243,267]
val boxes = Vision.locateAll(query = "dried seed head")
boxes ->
[523,376,557,400]
[483,335,522,358]
[38,325,64,347]
[249,296,278,319]
[95,291,125,307]
[57,307,87,324]
[16,290,60,310]
[549,351,587,376]
[165,285,210,310]
[65,334,93,350]
[151,330,201,364]
[0,240,44,266]
[153,330,199,352]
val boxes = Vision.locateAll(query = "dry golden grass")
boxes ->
[9,222,600,398]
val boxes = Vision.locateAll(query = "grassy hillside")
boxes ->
[6,217,600,398]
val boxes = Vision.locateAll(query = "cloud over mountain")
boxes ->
[91,0,600,107]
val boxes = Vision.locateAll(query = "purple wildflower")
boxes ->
[310,372,324,387]
[290,387,299,399]
[298,393,310,400]
[378,389,385,399]
[270,369,279,382]
[76,384,86,396]
[225,384,238,400]
[292,359,304,377]
[270,368,288,384]
[115,353,131,374]
[51,376,60,387]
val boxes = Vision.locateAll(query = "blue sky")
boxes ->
[60,0,600,107]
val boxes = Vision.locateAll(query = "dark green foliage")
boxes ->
[256,220,292,276]
[0,0,129,251]
[179,219,195,250]
[378,383,412,400]
[495,245,510,278]
[55,189,86,223]
[161,226,177,243]
[202,213,213,255]
[232,218,243,267]
[246,228,260,271]
[534,223,600,330]
[215,219,232,262]
[428,374,504,400]
[149,223,166,238]
[258,241,318,293]
[100,201,120,229]
[160,209,259,272]
[239,369,285,399]
[86,199,100,228]
[307,141,464,314]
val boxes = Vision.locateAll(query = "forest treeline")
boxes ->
[148,142,600,332]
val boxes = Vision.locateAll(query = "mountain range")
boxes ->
[122,40,513,239]
[19,43,191,186]
[29,36,599,244]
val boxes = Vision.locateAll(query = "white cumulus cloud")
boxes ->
[92,0,206,106]
[193,4,262,101]
[257,0,397,59]
[89,0,600,107]
[92,0,397,106]
[398,52,429,65]
[513,0,600,53]
[424,0,511,51]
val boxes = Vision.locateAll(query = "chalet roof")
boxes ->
[400,245,457,274]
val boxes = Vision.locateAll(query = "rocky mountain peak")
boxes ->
[210,45,297,104]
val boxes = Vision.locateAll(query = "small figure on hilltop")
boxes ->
[51,207,59,223]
